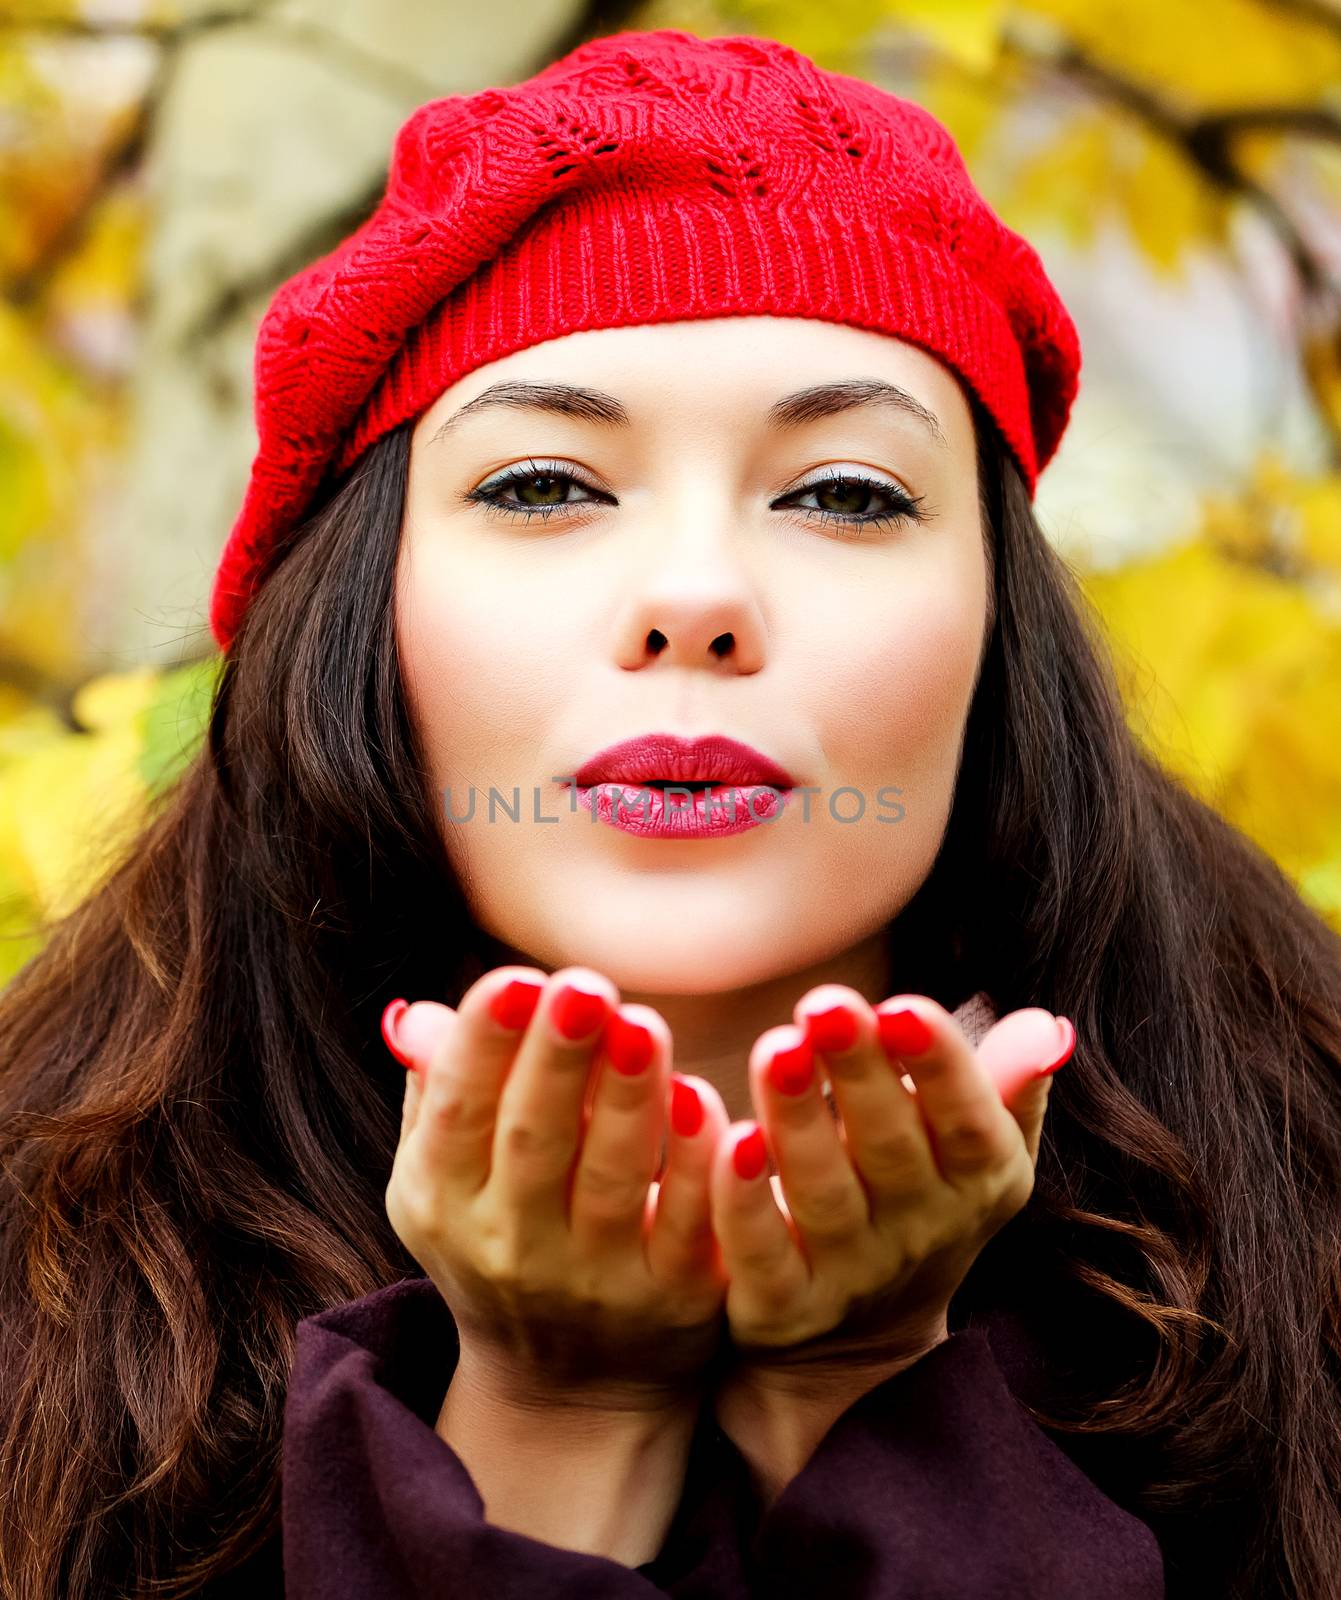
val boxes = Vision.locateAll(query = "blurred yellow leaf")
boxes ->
[1302,325,1341,458]
[1298,854,1341,929]
[0,668,167,949]
[1008,112,1113,250]
[0,698,67,754]
[888,0,1009,75]
[731,0,888,66]
[1297,482,1341,576]
[1084,533,1341,933]
[2,713,148,922]
[1125,133,1231,269]
[913,50,1005,168]
[1006,106,1227,267]
[1200,451,1341,599]
[1086,540,1323,791]
[1227,650,1341,885]
[0,301,106,678]
[737,0,1007,75]
[71,663,159,732]
[1022,0,1341,108]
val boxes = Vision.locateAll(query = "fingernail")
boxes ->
[802,1003,859,1054]
[877,1003,935,1058]
[1037,1016,1076,1076]
[489,976,545,1030]
[399,1001,453,1062]
[380,998,416,1069]
[733,1125,768,1180]
[670,1077,704,1137]
[551,981,609,1041]
[605,1011,655,1075]
[768,1036,815,1096]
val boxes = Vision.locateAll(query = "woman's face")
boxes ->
[397,315,989,996]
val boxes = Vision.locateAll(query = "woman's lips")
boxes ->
[573,732,796,790]
[568,732,796,839]
[574,779,791,838]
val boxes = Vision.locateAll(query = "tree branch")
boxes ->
[179,0,650,349]
[5,58,167,308]
[1002,21,1338,297]
[1254,0,1341,46]
[0,0,296,308]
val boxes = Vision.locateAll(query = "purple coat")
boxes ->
[257,1273,1167,1599]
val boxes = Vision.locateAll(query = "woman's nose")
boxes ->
[614,573,768,673]
[610,503,769,672]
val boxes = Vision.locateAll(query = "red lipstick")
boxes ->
[568,732,795,839]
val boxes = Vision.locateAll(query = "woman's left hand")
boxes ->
[708,990,1074,1364]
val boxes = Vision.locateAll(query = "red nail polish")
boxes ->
[877,1004,935,1058]
[605,1011,655,1075]
[670,1078,704,1137]
[1037,1016,1076,1076]
[551,982,608,1041]
[380,998,416,1069]
[768,1036,815,1096]
[803,1003,859,1054]
[489,976,545,1030]
[733,1125,768,1180]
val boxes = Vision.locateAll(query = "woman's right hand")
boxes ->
[383,965,732,1413]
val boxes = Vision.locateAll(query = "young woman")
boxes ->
[2,26,1339,1600]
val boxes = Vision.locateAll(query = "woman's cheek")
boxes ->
[816,579,984,783]
[400,557,555,749]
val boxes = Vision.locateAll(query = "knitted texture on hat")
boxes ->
[210,28,1082,653]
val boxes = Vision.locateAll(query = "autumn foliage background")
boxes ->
[2,0,1341,989]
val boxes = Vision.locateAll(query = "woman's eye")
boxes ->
[465,463,603,521]
[464,463,927,533]
[782,472,928,533]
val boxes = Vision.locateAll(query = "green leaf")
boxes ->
[137,655,222,799]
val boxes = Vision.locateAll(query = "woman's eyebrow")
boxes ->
[427,377,949,452]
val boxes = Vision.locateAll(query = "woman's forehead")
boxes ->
[411,317,970,454]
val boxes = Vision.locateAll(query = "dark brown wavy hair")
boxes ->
[1,395,1339,1598]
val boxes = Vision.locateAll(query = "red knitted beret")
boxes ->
[209,27,1082,654]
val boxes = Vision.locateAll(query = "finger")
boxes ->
[1013,1071,1055,1168]
[748,1022,869,1258]
[647,1074,731,1284]
[889,1010,1072,1171]
[385,999,455,1141]
[710,1121,809,1337]
[401,1060,423,1143]
[410,969,547,1193]
[797,986,940,1204]
[490,966,617,1213]
[875,995,1022,1188]
[978,1011,1074,1165]
[568,1005,671,1254]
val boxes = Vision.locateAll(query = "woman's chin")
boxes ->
[520,922,802,998]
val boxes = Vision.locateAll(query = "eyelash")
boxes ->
[463,460,928,535]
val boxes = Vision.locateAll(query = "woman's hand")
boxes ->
[705,989,1072,1502]
[709,990,1072,1362]
[382,964,732,1413]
